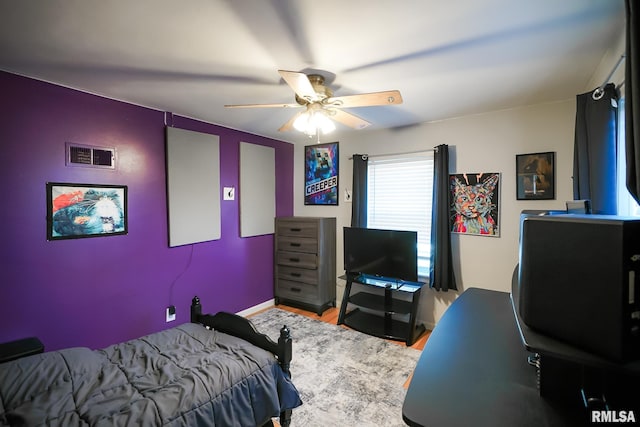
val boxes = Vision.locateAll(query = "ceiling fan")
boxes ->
[224,70,403,136]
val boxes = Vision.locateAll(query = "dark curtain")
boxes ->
[429,144,457,292]
[351,154,368,227]
[573,83,618,214]
[626,0,640,204]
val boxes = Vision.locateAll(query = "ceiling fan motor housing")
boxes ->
[295,74,333,105]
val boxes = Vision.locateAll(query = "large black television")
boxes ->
[343,227,418,282]
[517,214,640,362]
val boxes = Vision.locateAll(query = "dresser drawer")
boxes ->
[276,219,318,238]
[276,279,318,304]
[276,236,317,253]
[276,251,317,269]
[277,265,319,285]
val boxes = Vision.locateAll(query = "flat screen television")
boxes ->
[517,214,640,362]
[343,227,418,282]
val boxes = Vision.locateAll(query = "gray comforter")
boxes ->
[0,323,301,426]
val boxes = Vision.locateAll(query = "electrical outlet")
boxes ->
[166,305,176,322]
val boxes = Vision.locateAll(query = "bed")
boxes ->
[0,296,302,427]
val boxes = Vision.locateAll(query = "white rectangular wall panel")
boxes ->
[240,142,275,237]
[166,127,221,246]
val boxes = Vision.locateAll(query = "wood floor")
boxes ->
[271,304,430,351]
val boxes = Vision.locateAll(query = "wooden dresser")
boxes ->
[274,217,336,315]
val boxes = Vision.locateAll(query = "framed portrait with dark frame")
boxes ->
[304,141,339,205]
[46,182,128,240]
[516,152,555,200]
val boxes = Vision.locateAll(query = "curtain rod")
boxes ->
[593,54,626,100]
[348,148,434,160]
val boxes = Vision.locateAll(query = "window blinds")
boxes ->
[367,152,434,276]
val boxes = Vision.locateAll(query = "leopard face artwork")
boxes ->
[450,173,500,236]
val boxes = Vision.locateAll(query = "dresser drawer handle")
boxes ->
[290,272,302,278]
[289,257,300,263]
[289,243,301,247]
[289,228,302,232]
[290,287,301,293]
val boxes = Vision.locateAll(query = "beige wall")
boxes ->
[293,30,626,329]
[294,100,575,328]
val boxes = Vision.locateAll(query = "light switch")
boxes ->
[223,187,235,200]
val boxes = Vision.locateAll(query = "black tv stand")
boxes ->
[337,274,425,346]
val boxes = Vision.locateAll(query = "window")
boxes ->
[616,97,640,216]
[367,152,434,278]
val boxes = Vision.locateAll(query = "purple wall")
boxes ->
[0,71,293,351]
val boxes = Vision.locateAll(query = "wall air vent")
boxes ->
[66,142,116,169]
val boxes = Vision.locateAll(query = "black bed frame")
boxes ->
[190,296,294,427]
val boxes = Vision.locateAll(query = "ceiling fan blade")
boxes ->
[326,90,403,108]
[329,109,371,130]
[278,110,305,132]
[278,70,318,103]
[224,102,301,108]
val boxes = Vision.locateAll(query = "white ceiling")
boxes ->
[0,0,625,143]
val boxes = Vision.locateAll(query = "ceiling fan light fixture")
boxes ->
[293,112,310,133]
[293,107,335,136]
[313,111,336,135]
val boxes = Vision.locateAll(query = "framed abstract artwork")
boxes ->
[516,152,555,200]
[449,172,500,237]
[46,182,128,240]
[304,142,339,205]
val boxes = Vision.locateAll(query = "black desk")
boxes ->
[402,288,581,427]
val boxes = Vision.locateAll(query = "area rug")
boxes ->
[249,308,422,427]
